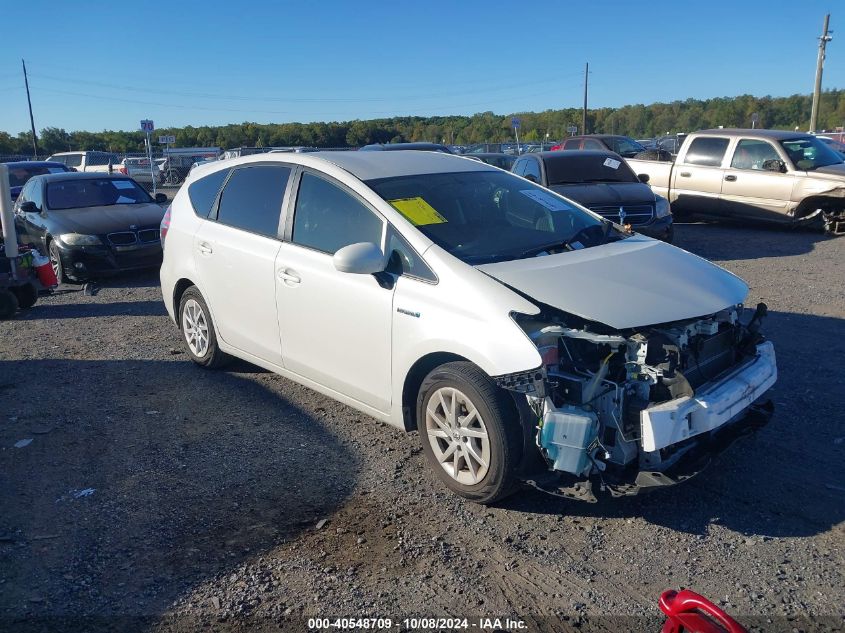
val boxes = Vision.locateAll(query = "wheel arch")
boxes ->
[794,195,844,219]
[401,352,470,432]
[172,277,197,320]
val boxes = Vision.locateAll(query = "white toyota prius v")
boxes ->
[159,151,776,504]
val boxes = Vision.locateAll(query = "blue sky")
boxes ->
[0,0,842,134]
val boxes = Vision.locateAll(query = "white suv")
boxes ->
[160,151,776,504]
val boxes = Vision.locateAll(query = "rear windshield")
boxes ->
[46,178,153,210]
[8,165,68,187]
[545,155,638,185]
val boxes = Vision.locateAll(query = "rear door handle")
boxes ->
[197,242,213,255]
[277,268,301,286]
[679,171,691,178]
[724,174,737,182]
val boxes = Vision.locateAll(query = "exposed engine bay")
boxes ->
[500,303,777,499]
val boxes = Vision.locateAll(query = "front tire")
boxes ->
[48,240,70,284]
[178,287,230,369]
[416,362,521,504]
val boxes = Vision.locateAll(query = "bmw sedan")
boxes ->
[160,152,776,504]
[15,172,168,283]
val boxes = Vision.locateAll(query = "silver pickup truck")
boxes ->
[627,129,845,234]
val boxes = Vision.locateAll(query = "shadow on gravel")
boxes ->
[0,358,358,626]
[20,300,167,319]
[672,222,836,261]
[502,310,845,539]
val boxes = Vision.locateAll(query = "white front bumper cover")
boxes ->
[640,341,777,453]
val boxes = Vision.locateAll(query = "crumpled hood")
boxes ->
[548,182,655,208]
[477,236,748,330]
[809,163,845,178]
[47,203,165,234]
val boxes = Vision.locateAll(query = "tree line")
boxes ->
[2,90,844,157]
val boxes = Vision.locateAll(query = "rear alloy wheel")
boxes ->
[178,287,230,368]
[417,361,521,504]
[165,170,181,186]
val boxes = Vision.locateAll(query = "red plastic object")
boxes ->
[660,590,747,633]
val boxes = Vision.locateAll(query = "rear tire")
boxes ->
[12,283,37,309]
[416,361,521,504]
[0,289,19,319]
[178,286,231,369]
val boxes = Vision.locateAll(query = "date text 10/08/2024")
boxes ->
[307,617,527,630]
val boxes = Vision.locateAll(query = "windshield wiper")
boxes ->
[516,222,614,259]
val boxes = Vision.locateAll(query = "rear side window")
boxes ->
[685,137,729,167]
[583,139,603,150]
[562,139,581,150]
[292,172,383,254]
[216,165,291,237]
[188,168,230,217]
[64,154,83,167]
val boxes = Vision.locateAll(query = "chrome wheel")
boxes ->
[182,298,209,357]
[425,386,490,486]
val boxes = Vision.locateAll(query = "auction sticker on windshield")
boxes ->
[389,197,448,226]
[519,189,573,211]
[603,157,621,169]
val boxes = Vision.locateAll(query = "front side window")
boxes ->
[608,138,645,156]
[684,137,730,167]
[46,178,152,210]
[562,139,581,150]
[386,231,436,282]
[367,170,624,265]
[216,165,291,237]
[779,136,843,171]
[583,139,604,150]
[188,168,230,217]
[730,140,781,170]
[292,172,384,254]
[523,159,541,182]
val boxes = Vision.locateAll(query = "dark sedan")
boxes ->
[511,150,673,242]
[6,161,69,201]
[551,135,647,158]
[13,172,168,283]
[463,152,516,170]
[359,142,453,153]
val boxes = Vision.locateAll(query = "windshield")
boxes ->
[608,137,646,156]
[780,137,843,170]
[366,170,624,264]
[8,165,67,188]
[546,154,638,185]
[46,178,153,210]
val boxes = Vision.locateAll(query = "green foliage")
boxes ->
[3,91,844,157]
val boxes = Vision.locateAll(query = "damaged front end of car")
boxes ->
[498,303,777,501]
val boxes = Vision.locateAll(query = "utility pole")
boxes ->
[810,14,832,133]
[21,59,39,159]
[582,62,589,135]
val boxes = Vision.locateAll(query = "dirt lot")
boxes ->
[1,223,843,633]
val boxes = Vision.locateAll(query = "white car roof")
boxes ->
[221,150,495,181]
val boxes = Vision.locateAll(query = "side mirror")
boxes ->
[333,242,386,275]
[762,159,786,173]
[637,173,650,183]
[20,201,38,213]
[154,193,167,204]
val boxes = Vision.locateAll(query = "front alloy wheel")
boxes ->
[417,361,521,504]
[425,387,491,485]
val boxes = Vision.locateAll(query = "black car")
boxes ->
[553,135,647,158]
[5,161,70,201]
[511,150,673,242]
[14,172,168,283]
[464,152,517,170]
[358,142,453,153]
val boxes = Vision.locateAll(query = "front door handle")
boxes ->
[724,174,737,182]
[197,242,213,255]
[679,171,691,178]
[277,268,301,286]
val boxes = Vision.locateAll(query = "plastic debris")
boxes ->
[13,439,32,448]
[72,488,95,499]
[316,519,328,530]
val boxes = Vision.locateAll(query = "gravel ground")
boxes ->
[0,222,843,633]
